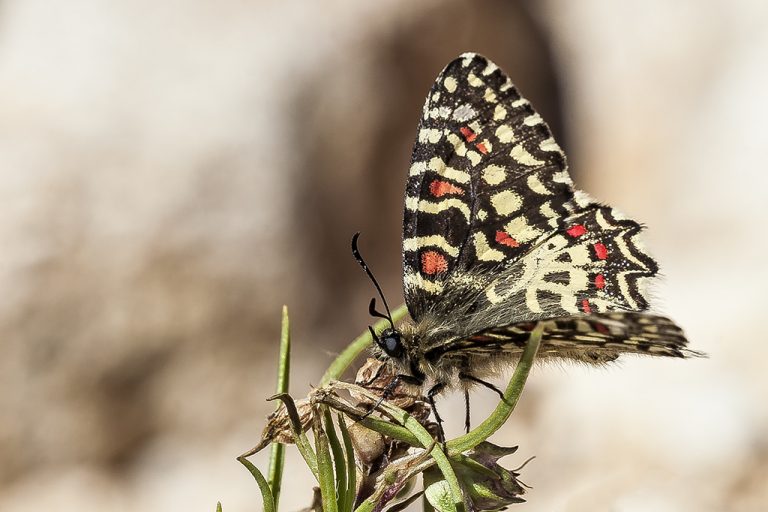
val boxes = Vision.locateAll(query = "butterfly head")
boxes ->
[377,327,404,358]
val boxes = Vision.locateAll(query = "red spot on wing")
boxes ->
[421,250,448,275]
[459,126,477,142]
[581,299,592,313]
[495,230,520,247]
[429,179,465,197]
[593,242,608,260]
[475,142,488,154]
[594,274,606,289]
[566,224,587,237]
[594,322,610,334]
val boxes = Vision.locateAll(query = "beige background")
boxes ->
[1,1,766,510]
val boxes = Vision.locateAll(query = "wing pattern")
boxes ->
[403,53,658,335]
[424,312,697,364]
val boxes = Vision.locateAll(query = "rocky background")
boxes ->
[1,1,766,510]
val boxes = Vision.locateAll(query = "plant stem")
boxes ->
[268,305,291,508]
[320,304,409,385]
[446,322,543,455]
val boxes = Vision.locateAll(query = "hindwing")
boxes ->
[423,312,700,365]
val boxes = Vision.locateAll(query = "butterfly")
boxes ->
[353,53,699,438]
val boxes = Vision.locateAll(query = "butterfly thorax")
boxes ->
[373,316,474,387]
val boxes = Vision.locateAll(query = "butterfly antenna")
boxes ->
[351,232,394,328]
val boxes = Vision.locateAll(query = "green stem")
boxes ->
[446,323,543,455]
[268,305,291,508]
[320,304,409,385]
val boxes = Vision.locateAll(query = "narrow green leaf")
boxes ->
[337,414,357,512]
[237,457,276,512]
[268,305,291,509]
[216,501,222,512]
[447,323,543,455]
[296,431,320,480]
[314,407,339,512]
[321,304,408,385]
[324,408,347,509]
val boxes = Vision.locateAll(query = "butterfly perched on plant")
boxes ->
[353,53,699,435]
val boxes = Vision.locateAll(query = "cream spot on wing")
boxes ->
[446,133,467,156]
[477,209,488,221]
[493,105,507,120]
[510,98,528,108]
[405,196,418,210]
[418,128,442,144]
[472,232,505,262]
[428,106,451,120]
[409,161,426,176]
[495,124,515,143]
[467,73,483,87]
[466,150,481,166]
[491,190,523,215]
[527,174,551,194]
[482,62,498,75]
[566,244,591,265]
[523,113,543,126]
[483,87,497,103]
[482,165,506,185]
[553,171,573,185]
[503,216,543,243]
[453,104,476,122]
[540,137,562,152]
[417,198,471,220]
[540,202,559,226]
[403,235,460,257]
[504,215,544,243]
[500,80,512,92]
[510,144,544,166]
[404,271,443,294]
[572,189,592,206]
[428,157,471,183]
[444,76,457,92]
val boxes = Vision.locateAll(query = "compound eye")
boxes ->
[379,330,403,357]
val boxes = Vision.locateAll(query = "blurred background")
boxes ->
[1,0,766,510]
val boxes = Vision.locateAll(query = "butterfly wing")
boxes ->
[425,312,700,365]
[404,53,656,328]
[403,52,573,322]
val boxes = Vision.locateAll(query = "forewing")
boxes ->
[403,53,572,322]
[402,53,659,331]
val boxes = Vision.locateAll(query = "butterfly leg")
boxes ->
[426,382,446,445]
[464,388,471,433]
[459,372,509,405]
